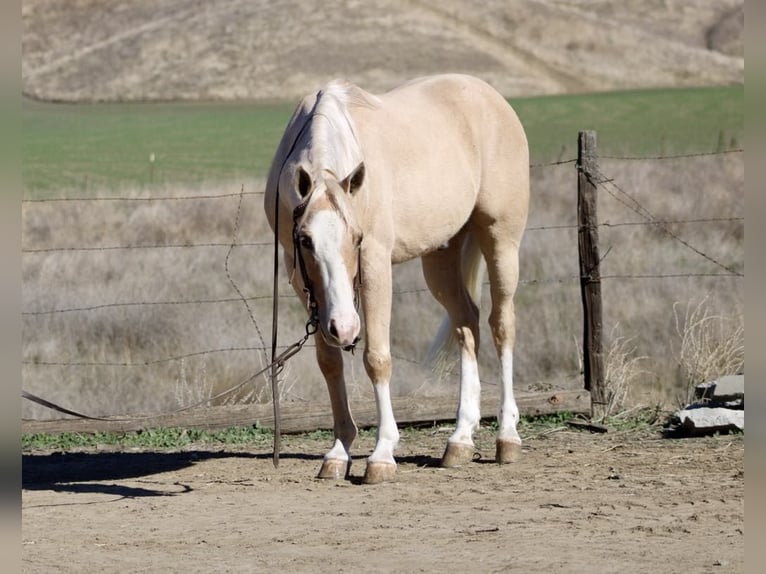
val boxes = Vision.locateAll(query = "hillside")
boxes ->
[22,0,744,102]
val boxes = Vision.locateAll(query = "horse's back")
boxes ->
[352,74,529,259]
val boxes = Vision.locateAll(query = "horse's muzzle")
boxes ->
[324,315,361,349]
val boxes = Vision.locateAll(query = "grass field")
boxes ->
[22,99,295,195]
[22,85,743,196]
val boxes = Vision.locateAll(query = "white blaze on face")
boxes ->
[306,209,360,346]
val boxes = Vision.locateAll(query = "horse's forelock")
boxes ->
[300,180,352,230]
[325,181,356,229]
[293,175,352,234]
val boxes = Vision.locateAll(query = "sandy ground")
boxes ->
[22,425,743,573]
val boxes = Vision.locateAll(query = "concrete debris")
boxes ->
[666,375,744,437]
[694,375,744,409]
[672,407,744,435]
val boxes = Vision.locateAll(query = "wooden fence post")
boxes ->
[577,130,606,420]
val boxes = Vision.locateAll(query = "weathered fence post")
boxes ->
[577,130,606,420]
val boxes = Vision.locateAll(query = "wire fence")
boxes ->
[21,147,744,420]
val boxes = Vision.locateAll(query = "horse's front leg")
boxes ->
[288,250,358,481]
[315,335,358,479]
[360,253,399,484]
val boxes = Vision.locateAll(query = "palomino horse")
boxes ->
[264,74,529,484]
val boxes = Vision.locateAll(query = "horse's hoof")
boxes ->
[495,439,522,464]
[441,442,475,468]
[363,461,397,484]
[317,458,350,480]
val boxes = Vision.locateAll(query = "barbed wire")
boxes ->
[22,190,263,203]
[22,345,275,367]
[22,294,283,316]
[525,223,578,232]
[22,147,743,394]
[21,216,743,255]
[589,166,743,277]
[21,241,272,254]
[22,147,743,205]
[599,148,743,161]
[224,185,268,358]
[23,263,743,317]
[600,273,741,280]
[525,216,742,234]
[23,339,583,392]
[529,158,577,168]
[599,217,743,229]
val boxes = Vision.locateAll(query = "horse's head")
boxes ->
[291,162,365,349]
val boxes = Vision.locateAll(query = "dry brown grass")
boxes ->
[672,296,744,405]
[22,0,743,103]
[22,153,743,419]
[599,327,648,420]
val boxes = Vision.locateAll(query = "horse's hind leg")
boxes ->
[472,220,523,463]
[422,237,482,467]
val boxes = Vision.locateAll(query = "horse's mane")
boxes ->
[310,79,381,182]
[265,79,381,223]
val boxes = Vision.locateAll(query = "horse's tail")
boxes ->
[425,234,485,375]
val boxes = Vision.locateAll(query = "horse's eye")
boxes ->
[300,235,314,251]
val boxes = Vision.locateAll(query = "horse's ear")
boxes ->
[341,162,365,195]
[295,166,313,198]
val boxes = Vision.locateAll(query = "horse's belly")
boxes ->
[390,190,476,263]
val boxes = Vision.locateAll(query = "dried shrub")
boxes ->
[673,296,744,405]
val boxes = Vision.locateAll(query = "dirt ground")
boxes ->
[22,425,743,574]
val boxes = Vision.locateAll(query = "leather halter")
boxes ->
[291,196,320,330]
[290,192,363,352]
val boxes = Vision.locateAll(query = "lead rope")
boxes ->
[270,194,322,467]
[23,329,319,424]
[270,184,282,467]
[268,101,320,468]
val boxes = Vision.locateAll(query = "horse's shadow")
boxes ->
[22,450,323,498]
[395,453,443,468]
[23,450,469,494]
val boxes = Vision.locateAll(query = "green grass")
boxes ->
[22,85,743,196]
[20,409,673,452]
[22,425,273,451]
[22,98,295,196]
[515,85,743,162]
